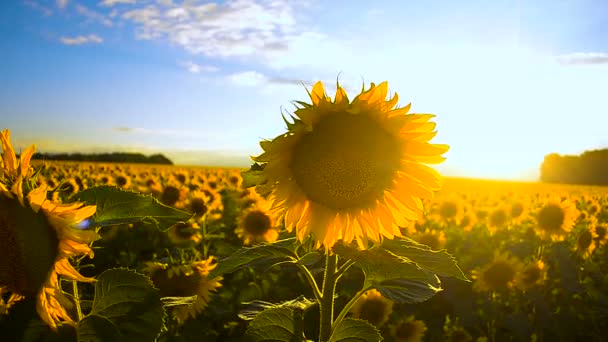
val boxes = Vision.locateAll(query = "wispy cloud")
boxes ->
[178,61,219,73]
[121,0,305,58]
[75,4,113,27]
[227,71,268,87]
[113,126,201,137]
[556,52,608,65]
[100,0,136,6]
[24,0,53,16]
[60,34,103,45]
[56,0,69,9]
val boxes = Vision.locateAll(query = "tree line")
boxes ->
[540,148,608,185]
[32,152,173,165]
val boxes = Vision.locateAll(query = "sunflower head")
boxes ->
[351,289,393,327]
[536,198,578,240]
[575,226,598,258]
[517,260,546,290]
[472,252,521,292]
[488,207,509,228]
[167,221,202,246]
[235,199,279,245]
[0,129,98,329]
[415,228,446,250]
[391,316,428,342]
[144,258,222,324]
[252,81,448,249]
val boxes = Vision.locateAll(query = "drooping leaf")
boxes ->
[382,237,468,281]
[333,242,441,303]
[77,268,164,342]
[71,186,191,229]
[208,238,298,279]
[328,318,383,342]
[239,296,316,321]
[245,307,305,342]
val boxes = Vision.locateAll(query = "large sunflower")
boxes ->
[0,129,98,329]
[253,81,448,249]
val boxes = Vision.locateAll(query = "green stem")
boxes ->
[332,286,369,330]
[295,263,322,303]
[319,252,338,342]
[335,259,355,281]
[72,280,83,321]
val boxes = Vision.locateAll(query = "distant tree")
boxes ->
[31,152,173,165]
[540,149,608,185]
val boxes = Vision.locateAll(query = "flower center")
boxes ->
[290,112,401,210]
[358,297,391,326]
[0,195,58,296]
[482,260,515,290]
[243,210,272,236]
[537,204,565,232]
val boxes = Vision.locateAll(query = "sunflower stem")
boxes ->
[72,280,83,321]
[332,286,369,331]
[335,259,355,280]
[319,252,338,342]
[295,263,322,303]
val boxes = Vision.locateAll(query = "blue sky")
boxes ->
[1,0,607,180]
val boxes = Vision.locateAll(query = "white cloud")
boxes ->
[60,34,103,45]
[56,0,69,9]
[76,4,113,26]
[556,52,608,65]
[227,71,268,87]
[122,0,304,58]
[100,0,136,6]
[24,0,53,16]
[178,61,219,73]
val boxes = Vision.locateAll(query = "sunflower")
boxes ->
[252,81,448,249]
[415,228,446,250]
[167,221,202,246]
[472,252,522,292]
[114,172,132,189]
[350,289,393,327]
[235,199,279,245]
[144,258,222,324]
[516,260,546,290]
[508,200,529,224]
[536,197,578,241]
[0,129,98,329]
[575,226,598,258]
[391,316,427,342]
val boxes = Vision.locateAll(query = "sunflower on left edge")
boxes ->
[0,129,99,330]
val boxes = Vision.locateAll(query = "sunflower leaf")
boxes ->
[245,307,306,342]
[239,296,316,321]
[333,242,442,304]
[76,268,165,342]
[71,185,191,229]
[382,236,469,281]
[208,238,298,279]
[328,318,383,342]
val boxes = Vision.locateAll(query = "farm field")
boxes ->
[4,160,607,342]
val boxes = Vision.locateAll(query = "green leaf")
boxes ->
[72,186,191,229]
[382,237,468,281]
[245,307,305,342]
[329,318,383,342]
[239,296,316,321]
[333,243,441,303]
[77,268,164,342]
[208,238,298,279]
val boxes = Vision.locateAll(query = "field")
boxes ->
[6,160,607,342]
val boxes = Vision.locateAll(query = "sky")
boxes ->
[1,0,607,180]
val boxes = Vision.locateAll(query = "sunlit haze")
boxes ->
[2,0,607,180]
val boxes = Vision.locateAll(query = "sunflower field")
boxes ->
[2,82,608,342]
